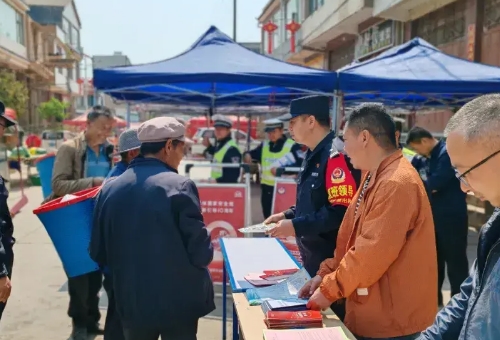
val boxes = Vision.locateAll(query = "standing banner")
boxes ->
[197,185,246,284]
[271,178,302,264]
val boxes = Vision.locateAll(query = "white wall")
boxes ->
[62,1,80,29]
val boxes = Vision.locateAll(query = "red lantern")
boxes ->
[262,21,278,54]
[286,20,301,53]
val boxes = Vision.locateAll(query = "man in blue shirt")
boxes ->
[50,105,115,340]
[407,126,469,307]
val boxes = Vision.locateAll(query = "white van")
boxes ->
[41,130,76,151]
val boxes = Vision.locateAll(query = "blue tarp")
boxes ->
[338,38,500,96]
[93,26,337,106]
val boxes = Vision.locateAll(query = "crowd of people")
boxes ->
[0,93,499,340]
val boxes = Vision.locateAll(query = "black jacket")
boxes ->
[90,157,215,328]
[0,176,13,278]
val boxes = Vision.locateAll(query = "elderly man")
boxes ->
[90,117,214,340]
[300,103,437,340]
[406,126,469,307]
[50,105,115,339]
[0,101,17,321]
[419,94,500,340]
[106,128,141,179]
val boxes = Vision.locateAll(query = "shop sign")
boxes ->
[355,20,395,60]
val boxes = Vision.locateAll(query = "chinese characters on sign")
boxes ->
[356,20,394,60]
[467,24,475,61]
[201,200,235,214]
[327,184,355,205]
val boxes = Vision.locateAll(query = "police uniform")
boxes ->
[206,115,242,183]
[282,96,360,319]
[245,119,302,218]
[402,146,416,161]
[0,101,17,320]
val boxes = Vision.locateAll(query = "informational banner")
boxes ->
[198,185,246,284]
[272,179,302,264]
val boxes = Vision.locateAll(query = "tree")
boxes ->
[38,97,69,129]
[0,70,29,118]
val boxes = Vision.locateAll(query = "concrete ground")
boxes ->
[0,163,479,339]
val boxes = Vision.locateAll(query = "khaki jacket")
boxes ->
[317,151,437,338]
[46,133,112,202]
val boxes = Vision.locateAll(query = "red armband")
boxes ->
[325,154,357,207]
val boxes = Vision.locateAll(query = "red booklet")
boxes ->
[260,269,299,280]
[264,310,323,329]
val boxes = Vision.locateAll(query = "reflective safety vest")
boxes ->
[210,139,239,180]
[261,139,295,186]
[402,147,416,161]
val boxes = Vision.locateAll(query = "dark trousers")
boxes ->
[355,333,420,340]
[436,223,469,306]
[67,270,103,327]
[123,319,198,340]
[330,300,346,322]
[261,184,274,219]
[0,247,13,321]
[103,273,124,340]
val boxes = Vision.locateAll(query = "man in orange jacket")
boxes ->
[299,103,437,340]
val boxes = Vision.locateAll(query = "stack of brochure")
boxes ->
[264,310,323,329]
[239,223,275,234]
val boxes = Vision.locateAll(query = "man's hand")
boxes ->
[298,275,323,299]
[263,212,285,224]
[202,137,210,147]
[307,287,332,311]
[271,168,277,176]
[266,219,295,238]
[93,177,105,186]
[243,154,253,164]
[0,276,12,303]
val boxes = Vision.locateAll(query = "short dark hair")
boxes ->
[87,105,114,122]
[300,115,330,128]
[394,120,403,132]
[346,103,397,149]
[120,151,129,162]
[140,139,182,155]
[406,126,434,144]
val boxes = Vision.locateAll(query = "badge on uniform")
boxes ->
[331,167,346,184]
[311,172,319,177]
[231,157,240,163]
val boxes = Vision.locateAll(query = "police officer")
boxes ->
[265,95,360,320]
[406,126,469,307]
[394,118,417,161]
[204,115,242,183]
[243,119,302,218]
[0,101,16,321]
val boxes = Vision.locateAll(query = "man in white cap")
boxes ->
[0,101,17,322]
[90,117,214,340]
[204,115,242,183]
[244,118,302,218]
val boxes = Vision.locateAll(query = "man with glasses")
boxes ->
[406,126,469,308]
[50,105,115,339]
[418,94,500,340]
[0,101,17,321]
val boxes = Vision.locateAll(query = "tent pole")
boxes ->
[233,0,237,41]
[126,103,131,129]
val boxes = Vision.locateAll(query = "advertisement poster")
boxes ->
[272,180,302,264]
[198,185,246,284]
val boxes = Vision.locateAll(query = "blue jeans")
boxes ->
[356,333,420,340]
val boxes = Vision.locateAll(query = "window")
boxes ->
[63,19,70,42]
[272,11,281,50]
[0,0,25,45]
[67,67,73,80]
[202,130,215,138]
[285,0,300,40]
[71,27,80,51]
[307,0,324,17]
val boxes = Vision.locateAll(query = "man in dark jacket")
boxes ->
[418,94,500,340]
[90,117,215,340]
[0,101,18,321]
[407,126,469,307]
[265,95,360,321]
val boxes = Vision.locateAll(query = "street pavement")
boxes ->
[0,163,479,339]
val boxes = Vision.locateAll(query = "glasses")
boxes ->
[454,149,500,186]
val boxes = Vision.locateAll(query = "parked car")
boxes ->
[190,127,261,156]
[41,130,76,151]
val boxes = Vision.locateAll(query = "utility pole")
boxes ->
[233,0,237,41]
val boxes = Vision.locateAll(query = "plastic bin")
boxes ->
[34,153,56,199]
[33,187,101,277]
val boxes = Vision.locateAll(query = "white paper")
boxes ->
[60,194,78,203]
[246,267,310,303]
[239,223,275,234]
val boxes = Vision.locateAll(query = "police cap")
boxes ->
[263,118,284,132]
[212,114,232,129]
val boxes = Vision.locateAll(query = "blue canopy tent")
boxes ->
[338,38,500,107]
[93,26,337,108]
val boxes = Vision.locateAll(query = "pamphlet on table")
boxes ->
[239,222,275,234]
[264,310,323,329]
[245,267,310,306]
[263,327,348,340]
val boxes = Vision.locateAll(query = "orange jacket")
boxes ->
[317,151,437,338]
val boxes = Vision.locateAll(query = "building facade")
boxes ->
[258,0,500,132]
